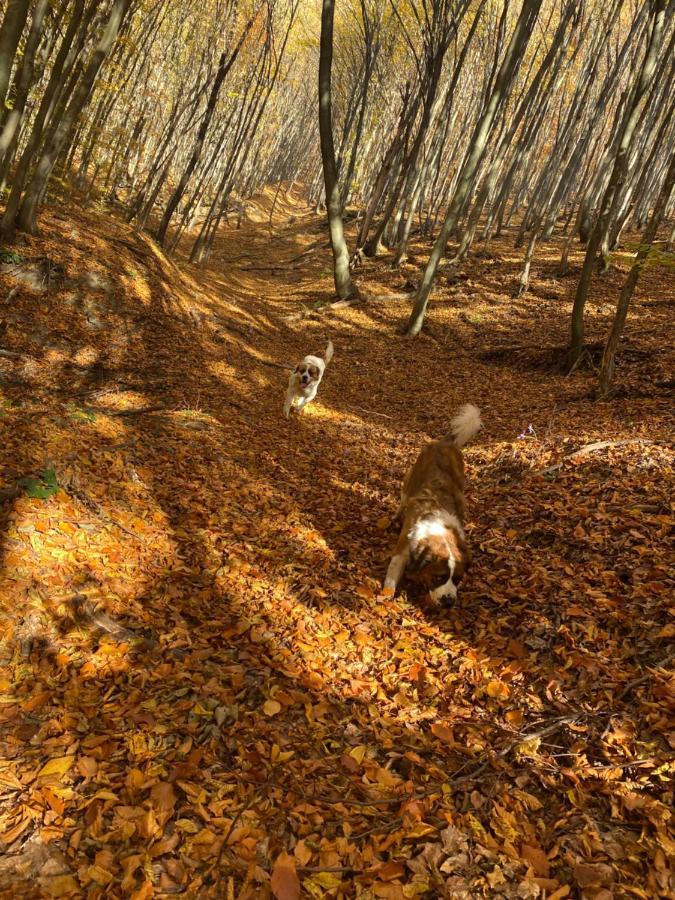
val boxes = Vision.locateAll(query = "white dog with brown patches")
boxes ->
[284,341,334,418]
[384,403,482,604]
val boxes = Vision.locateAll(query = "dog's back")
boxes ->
[401,404,481,518]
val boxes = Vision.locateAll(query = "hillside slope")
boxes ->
[0,192,673,898]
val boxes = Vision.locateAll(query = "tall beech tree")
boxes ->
[319,0,353,300]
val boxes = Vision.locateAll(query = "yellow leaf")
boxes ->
[349,745,367,763]
[264,700,282,716]
[406,822,437,838]
[308,871,342,889]
[38,756,75,778]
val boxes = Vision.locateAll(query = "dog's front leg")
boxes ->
[283,388,294,419]
[383,538,409,595]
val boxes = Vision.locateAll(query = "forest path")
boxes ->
[0,189,672,897]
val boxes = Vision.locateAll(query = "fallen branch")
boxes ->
[258,358,294,371]
[345,404,394,420]
[108,405,167,417]
[66,480,143,542]
[537,439,670,476]
[360,292,410,303]
[616,652,674,701]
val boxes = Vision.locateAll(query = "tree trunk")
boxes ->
[155,18,253,247]
[597,148,675,397]
[0,0,31,110]
[406,0,543,336]
[318,0,353,299]
[567,0,668,367]
[0,0,50,186]
[0,0,90,237]
[14,0,131,235]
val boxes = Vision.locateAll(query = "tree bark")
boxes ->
[319,0,353,299]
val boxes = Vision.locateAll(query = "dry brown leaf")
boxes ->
[270,851,300,900]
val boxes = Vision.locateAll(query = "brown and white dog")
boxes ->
[283,340,334,418]
[384,403,482,604]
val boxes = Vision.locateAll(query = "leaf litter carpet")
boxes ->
[0,189,673,899]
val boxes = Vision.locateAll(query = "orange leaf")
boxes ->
[486,680,510,700]
[39,874,80,897]
[270,851,300,900]
[431,723,455,745]
[377,861,405,881]
[521,844,550,877]
[77,756,98,778]
[294,839,312,866]
[150,781,176,814]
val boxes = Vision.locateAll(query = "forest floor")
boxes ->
[0,186,673,899]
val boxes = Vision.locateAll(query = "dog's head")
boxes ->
[407,520,470,604]
[294,361,320,387]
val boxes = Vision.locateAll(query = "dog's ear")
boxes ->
[408,541,432,573]
[409,533,449,575]
[453,543,472,583]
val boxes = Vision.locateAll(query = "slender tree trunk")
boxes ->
[155,18,253,247]
[407,0,543,336]
[0,0,50,186]
[0,0,90,237]
[15,0,134,235]
[598,149,675,396]
[318,0,353,299]
[567,0,668,367]
[0,0,31,110]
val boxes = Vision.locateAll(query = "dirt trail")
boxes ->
[0,189,672,898]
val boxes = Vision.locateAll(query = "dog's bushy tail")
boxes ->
[448,403,482,447]
[324,340,334,365]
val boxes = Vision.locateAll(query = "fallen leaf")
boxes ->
[521,844,550,877]
[271,851,300,900]
[38,757,75,778]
